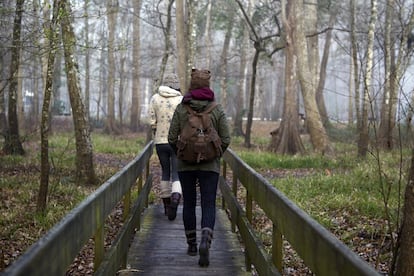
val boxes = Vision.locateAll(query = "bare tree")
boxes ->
[234,0,283,148]
[0,58,5,138]
[316,6,338,129]
[233,3,250,137]
[60,0,97,185]
[130,0,142,132]
[84,0,91,123]
[176,0,190,91]
[378,2,414,150]
[3,0,25,155]
[395,149,414,275]
[269,0,304,155]
[202,0,213,68]
[30,0,45,129]
[38,0,60,212]
[218,9,235,113]
[351,0,361,128]
[0,0,6,137]
[293,0,331,154]
[118,49,127,128]
[152,0,175,96]
[357,0,378,157]
[105,0,120,134]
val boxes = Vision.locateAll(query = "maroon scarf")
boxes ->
[182,87,215,103]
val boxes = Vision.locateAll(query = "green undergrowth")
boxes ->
[236,144,409,235]
[238,150,345,169]
[0,132,146,240]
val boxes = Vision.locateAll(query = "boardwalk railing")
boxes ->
[3,142,154,276]
[220,148,380,276]
[5,143,382,276]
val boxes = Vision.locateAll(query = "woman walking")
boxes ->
[149,73,183,220]
[168,69,231,266]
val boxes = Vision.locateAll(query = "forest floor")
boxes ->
[1,120,389,275]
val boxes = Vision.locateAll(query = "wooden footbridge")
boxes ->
[4,142,381,276]
[124,205,249,275]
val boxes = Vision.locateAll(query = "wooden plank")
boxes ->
[126,204,251,276]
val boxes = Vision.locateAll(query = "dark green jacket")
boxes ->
[168,100,231,173]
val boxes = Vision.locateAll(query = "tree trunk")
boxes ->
[97,35,106,124]
[84,0,90,123]
[351,0,361,128]
[348,48,354,125]
[105,0,119,134]
[118,55,126,128]
[218,12,234,113]
[176,0,190,91]
[17,59,24,134]
[358,0,377,157]
[379,2,414,150]
[60,0,97,185]
[38,0,60,213]
[130,0,142,131]
[395,149,414,275]
[233,14,249,137]
[0,46,5,137]
[187,1,196,80]
[407,89,414,135]
[244,47,261,148]
[269,0,304,155]
[316,9,337,129]
[293,0,331,154]
[152,0,174,97]
[378,0,394,150]
[203,0,212,68]
[3,0,25,155]
[0,0,5,137]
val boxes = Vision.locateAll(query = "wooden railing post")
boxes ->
[94,224,104,271]
[246,190,252,223]
[145,160,150,207]
[221,161,227,210]
[272,223,283,272]
[245,190,252,271]
[231,173,238,233]
[123,190,131,221]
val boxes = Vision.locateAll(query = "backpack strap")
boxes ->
[202,102,218,114]
[183,104,196,115]
[183,102,218,115]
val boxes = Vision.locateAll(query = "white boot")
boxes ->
[160,180,171,198]
[171,180,182,195]
[169,181,182,221]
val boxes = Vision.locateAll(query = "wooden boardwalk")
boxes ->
[124,203,252,275]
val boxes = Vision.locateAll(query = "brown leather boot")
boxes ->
[185,230,197,256]
[162,197,171,216]
[168,193,181,221]
[198,228,213,267]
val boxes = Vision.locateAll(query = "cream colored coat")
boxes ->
[149,86,183,144]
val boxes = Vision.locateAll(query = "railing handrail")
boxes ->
[3,142,154,276]
[4,143,381,276]
[221,148,380,276]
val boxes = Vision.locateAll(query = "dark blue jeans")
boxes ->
[178,170,219,231]
[156,144,179,182]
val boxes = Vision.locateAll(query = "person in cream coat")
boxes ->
[149,73,183,221]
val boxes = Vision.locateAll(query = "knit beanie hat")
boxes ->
[190,69,211,90]
[163,73,180,90]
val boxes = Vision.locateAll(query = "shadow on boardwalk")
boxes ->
[124,204,252,276]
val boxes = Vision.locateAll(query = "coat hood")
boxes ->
[158,86,182,98]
